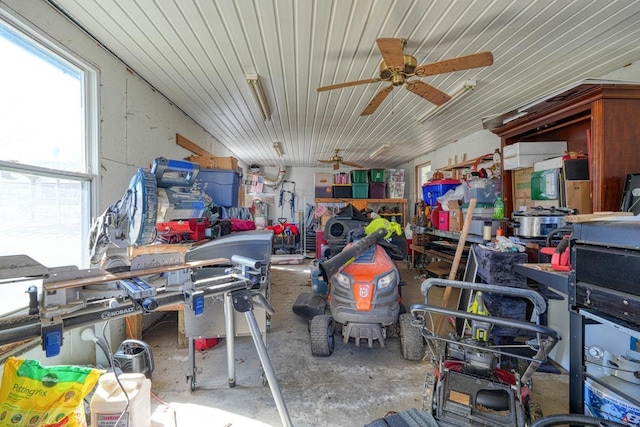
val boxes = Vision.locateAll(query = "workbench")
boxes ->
[410,228,471,279]
[516,254,640,417]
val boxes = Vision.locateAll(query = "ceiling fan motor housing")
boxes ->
[379,55,417,80]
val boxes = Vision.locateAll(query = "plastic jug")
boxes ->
[493,196,504,219]
[90,372,151,427]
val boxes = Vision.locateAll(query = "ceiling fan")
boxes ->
[318,149,363,170]
[317,38,493,116]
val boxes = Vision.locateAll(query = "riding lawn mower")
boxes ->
[293,210,424,361]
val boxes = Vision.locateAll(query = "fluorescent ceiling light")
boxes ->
[246,73,271,121]
[417,79,477,124]
[273,142,284,157]
[370,144,390,159]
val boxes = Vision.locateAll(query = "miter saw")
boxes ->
[88,157,206,266]
[0,157,294,426]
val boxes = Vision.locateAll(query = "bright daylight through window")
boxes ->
[0,13,97,317]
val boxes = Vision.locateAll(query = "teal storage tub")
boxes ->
[352,183,369,198]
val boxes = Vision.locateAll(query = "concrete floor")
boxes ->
[145,260,569,427]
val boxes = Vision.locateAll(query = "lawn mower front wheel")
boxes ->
[310,314,335,357]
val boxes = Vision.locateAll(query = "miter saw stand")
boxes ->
[0,252,293,427]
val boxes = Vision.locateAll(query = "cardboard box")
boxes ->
[319,211,332,229]
[186,155,216,169]
[565,180,592,214]
[448,200,463,232]
[512,167,534,212]
[185,155,238,170]
[212,156,238,170]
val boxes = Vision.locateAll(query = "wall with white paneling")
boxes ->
[1,0,231,211]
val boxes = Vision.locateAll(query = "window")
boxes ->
[0,10,98,317]
[415,162,432,201]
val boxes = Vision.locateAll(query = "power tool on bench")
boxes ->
[88,157,205,266]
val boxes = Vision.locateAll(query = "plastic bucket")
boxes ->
[90,372,151,427]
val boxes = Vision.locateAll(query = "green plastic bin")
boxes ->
[352,183,369,198]
[369,169,385,183]
[350,170,369,183]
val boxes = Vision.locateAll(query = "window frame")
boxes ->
[0,5,99,316]
[415,161,432,201]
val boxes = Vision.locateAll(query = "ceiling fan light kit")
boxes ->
[416,79,477,124]
[370,144,391,159]
[246,73,271,121]
[317,38,492,117]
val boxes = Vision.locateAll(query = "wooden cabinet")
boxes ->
[488,83,640,218]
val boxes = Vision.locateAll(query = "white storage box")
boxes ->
[503,141,567,170]
[534,156,564,172]
[387,182,405,198]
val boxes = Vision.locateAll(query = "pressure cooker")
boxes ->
[511,207,573,238]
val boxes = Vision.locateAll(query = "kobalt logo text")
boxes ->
[101,306,135,320]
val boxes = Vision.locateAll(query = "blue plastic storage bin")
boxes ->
[422,179,461,206]
[196,169,241,207]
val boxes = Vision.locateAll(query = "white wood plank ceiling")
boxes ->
[49,0,640,169]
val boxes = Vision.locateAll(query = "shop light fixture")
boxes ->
[370,144,390,159]
[246,73,271,121]
[273,142,284,157]
[416,79,477,124]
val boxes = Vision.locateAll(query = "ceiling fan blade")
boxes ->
[317,78,382,92]
[361,86,393,116]
[376,38,405,70]
[406,81,451,106]
[341,161,364,168]
[333,163,340,170]
[415,51,494,77]
[318,159,333,163]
